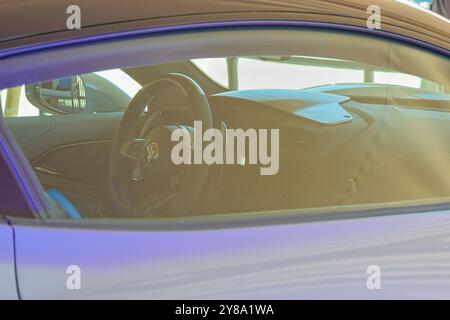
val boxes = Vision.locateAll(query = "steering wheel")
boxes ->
[109,73,213,216]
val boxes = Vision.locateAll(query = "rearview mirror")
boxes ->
[25,73,131,114]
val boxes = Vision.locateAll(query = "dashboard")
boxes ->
[190,84,449,215]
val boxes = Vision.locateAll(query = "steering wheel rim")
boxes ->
[109,73,213,216]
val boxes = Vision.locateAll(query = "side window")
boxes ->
[1,69,141,117]
[2,28,449,222]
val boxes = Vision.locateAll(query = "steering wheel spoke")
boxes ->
[119,138,145,161]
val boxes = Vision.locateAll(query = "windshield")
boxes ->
[192,56,443,92]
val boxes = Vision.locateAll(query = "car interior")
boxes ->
[1,52,449,220]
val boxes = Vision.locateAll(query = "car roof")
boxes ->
[0,0,449,51]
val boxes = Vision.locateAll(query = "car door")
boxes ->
[7,206,450,299]
[1,14,449,300]
[0,220,18,300]
[0,114,44,300]
[6,103,450,297]
[5,105,450,299]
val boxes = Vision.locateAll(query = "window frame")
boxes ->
[0,21,449,227]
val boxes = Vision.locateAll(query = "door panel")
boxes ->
[5,113,121,162]
[0,220,18,299]
[12,211,450,299]
[5,113,121,214]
